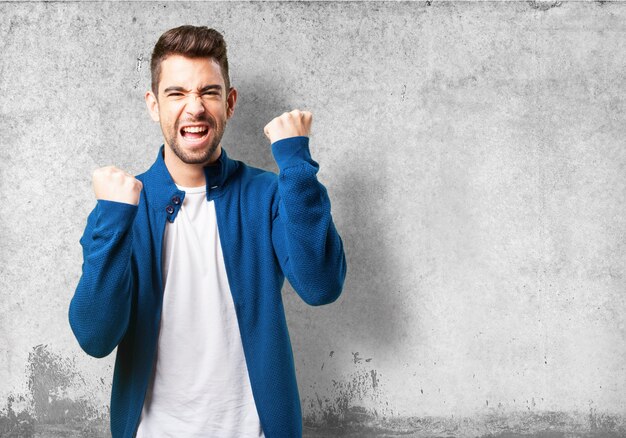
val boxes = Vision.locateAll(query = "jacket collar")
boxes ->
[142,145,239,222]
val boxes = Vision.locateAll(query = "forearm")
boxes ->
[271,137,347,305]
[69,200,137,358]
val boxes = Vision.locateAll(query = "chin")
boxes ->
[171,139,219,165]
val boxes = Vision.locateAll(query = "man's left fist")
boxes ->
[263,109,312,144]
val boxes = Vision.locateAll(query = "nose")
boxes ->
[185,93,206,118]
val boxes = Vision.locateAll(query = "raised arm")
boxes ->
[266,110,347,305]
[68,167,142,358]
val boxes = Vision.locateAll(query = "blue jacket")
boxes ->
[68,136,347,438]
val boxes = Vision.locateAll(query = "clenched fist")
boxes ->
[92,166,143,206]
[263,109,312,144]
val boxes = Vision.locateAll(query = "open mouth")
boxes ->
[180,125,210,144]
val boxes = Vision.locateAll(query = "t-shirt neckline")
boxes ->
[175,184,206,194]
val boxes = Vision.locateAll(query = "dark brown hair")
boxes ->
[150,25,230,97]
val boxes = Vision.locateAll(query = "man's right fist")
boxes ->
[92,166,143,206]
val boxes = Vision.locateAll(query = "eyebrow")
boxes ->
[163,84,223,94]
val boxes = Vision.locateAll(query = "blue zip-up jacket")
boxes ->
[68,136,347,438]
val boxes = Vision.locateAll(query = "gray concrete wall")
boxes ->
[1,1,625,437]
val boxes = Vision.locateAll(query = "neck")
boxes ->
[163,144,221,187]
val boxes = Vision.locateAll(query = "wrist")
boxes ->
[271,136,312,171]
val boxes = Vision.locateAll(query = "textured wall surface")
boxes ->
[1,1,625,437]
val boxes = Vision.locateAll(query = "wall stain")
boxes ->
[304,361,388,429]
[351,352,373,365]
[1,345,109,437]
[370,370,378,390]
[303,355,625,436]
[2,347,626,437]
[133,53,146,90]
[304,410,626,437]
[28,344,85,423]
[527,1,563,11]
[0,394,35,438]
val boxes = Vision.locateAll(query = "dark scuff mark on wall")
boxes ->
[351,352,372,365]
[527,1,563,11]
[351,352,361,364]
[370,369,378,390]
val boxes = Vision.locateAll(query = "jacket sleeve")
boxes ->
[270,136,347,306]
[68,199,138,358]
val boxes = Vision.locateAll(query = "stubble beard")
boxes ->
[165,117,226,165]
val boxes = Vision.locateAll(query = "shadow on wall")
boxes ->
[222,73,291,171]
[229,69,416,430]
[230,70,411,353]
[224,72,411,426]
[333,163,411,351]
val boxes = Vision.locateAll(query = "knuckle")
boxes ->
[93,168,109,181]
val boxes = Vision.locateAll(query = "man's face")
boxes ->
[146,55,236,166]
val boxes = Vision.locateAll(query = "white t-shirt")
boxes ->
[136,184,265,438]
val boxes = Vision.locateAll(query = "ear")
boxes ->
[226,87,238,119]
[145,90,160,122]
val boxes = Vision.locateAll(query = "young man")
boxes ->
[68,25,347,438]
